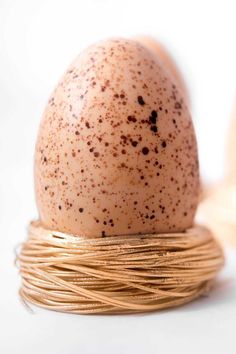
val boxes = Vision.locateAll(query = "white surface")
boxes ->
[1,0,236,353]
[1,190,236,354]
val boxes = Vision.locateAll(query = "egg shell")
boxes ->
[136,36,189,105]
[35,38,199,237]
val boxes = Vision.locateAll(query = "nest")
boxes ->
[17,221,224,314]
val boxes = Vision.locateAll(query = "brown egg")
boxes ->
[135,36,189,104]
[35,38,199,237]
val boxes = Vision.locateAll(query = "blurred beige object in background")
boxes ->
[197,104,236,246]
[198,184,236,246]
[226,102,236,183]
[135,35,190,105]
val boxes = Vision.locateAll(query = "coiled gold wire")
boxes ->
[16,221,224,314]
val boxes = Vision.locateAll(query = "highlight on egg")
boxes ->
[35,38,199,238]
[135,35,189,104]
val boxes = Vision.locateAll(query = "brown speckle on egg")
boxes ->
[142,147,149,155]
[137,95,145,105]
[161,141,167,148]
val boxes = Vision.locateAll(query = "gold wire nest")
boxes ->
[17,221,224,314]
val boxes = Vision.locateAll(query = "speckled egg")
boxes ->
[35,38,199,237]
[135,36,189,104]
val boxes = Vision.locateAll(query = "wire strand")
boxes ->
[17,221,224,314]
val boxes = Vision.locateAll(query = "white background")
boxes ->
[0,0,236,353]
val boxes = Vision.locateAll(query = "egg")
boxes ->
[135,36,189,104]
[35,38,199,237]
